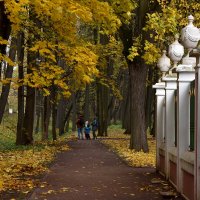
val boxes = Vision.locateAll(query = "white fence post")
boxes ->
[153,82,166,173]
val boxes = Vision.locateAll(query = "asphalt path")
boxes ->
[28,139,183,200]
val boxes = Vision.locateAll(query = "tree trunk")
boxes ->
[122,82,131,134]
[84,84,90,121]
[119,0,150,151]
[43,96,51,140]
[0,1,11,55]
[57,97,73,134]
[56,97,67,135]
[35,109,40,134]
[51,86,57,141]
[129,61,148,152]
[63,103,73,132]
[145,66,153,130]
[72,93,77,131]
[103,85,108,136]
[107,96,114,124]
[22,85,35,144]
[97,83,103,136]
[0,37,17,124]
[65,120,70,133]
[16,33,25,145]
[151,67,159,136]
[97,83,108,136]
[35,90,43,134]
[21,32,37,145]
[40,101,44,136]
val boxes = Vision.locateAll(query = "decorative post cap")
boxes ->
[168,34,184,64]
[168,35,184,75]
[188,15,194,24]
[157,50,171,72]
[181,15,200,50]
[157,50,171,79]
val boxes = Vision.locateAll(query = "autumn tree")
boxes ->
[114,0,200,151]
[0,0,123,144]
[0,1,12,123]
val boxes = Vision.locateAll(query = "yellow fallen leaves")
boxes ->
[40,187,70,196]
[101,129,156,167]
[0,180,3,191]
[0,136,70,192]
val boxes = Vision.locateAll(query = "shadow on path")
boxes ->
[28,140,183,200]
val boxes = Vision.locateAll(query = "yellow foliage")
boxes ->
[83,0,121,34]
[144,0,200,64]
[127,46,139,61]
[127,36,142,61]
[0,38,9,45]
[109,0,137,24]
[0,54,16,66]
[142,40,161,65]
[3,0,122,96]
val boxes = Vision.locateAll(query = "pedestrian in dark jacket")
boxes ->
[91,117,98,139]
[76,115,84,139]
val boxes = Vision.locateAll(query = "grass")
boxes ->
[0,113,18,151]
[108,121,123,130]
[0,114,72,198]
[0,114,74,151]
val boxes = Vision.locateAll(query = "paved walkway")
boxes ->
[28,140,183,200]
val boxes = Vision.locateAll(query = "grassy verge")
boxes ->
[0,114,75,199]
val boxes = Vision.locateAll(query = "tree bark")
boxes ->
[51,86,57,141]
[35,109,40,134]
[64,103,73,131]
[84,84,90,121]
[22,85,35,144]
[34,90,43,134]
[129,61,148,152]
[0,1,11,55]
[16,33,25,145]
[145,66,153,130]
[56,96,67,135]
[0,37,17,124]
[21,43,36,145]
[121,71,131,134]
[119,0,150,152]
[97,83,108,136]
[43,96,51,140]
[72,93,77,131]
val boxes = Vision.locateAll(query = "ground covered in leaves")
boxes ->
[0,122,73,200]
[100,127,156,167]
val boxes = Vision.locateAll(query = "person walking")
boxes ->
[76,115,84,139]
[91,117,98,139]
[84,121,91,140]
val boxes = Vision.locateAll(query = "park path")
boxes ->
[28,139,182,200]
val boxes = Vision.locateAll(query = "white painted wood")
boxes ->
[163,77,177,179]
[176,68,195,194]
[195,64,200,200]
[153,83,165,170]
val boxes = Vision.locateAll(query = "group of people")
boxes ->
[76,115,98,140]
